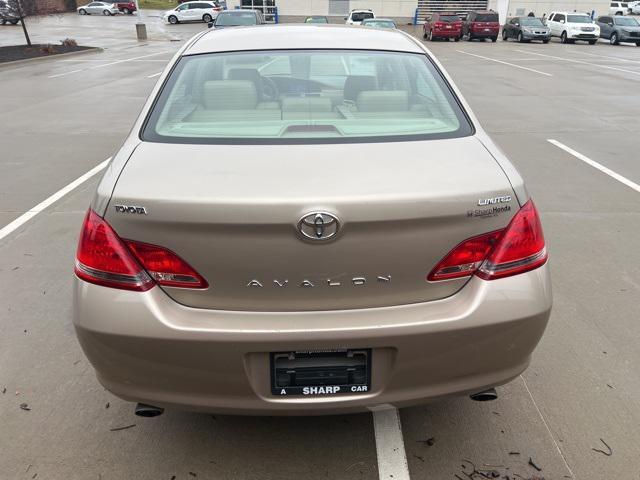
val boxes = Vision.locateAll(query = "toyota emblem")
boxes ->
[298,212,340,241]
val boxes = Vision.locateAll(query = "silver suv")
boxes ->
[73,25,552,416]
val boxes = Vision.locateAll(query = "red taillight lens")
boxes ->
[427,230,503,281]
[477,200,547,280]
[125,240,208,289]
[75,210,154,291]
[428,200,548,282]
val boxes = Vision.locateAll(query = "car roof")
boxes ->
[186,24,423,55]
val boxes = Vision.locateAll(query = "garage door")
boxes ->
[416,0,489,22]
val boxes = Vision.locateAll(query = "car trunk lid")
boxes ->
[106,137,518,311]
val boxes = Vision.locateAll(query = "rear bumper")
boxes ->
[470,29,499,37]
[431,29,462,38]
[73,266,552,415]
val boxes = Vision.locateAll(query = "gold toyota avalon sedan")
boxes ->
[73,25,552,416]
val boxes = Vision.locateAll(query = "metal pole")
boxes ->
[134,0,147,40]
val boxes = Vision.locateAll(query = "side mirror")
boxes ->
[560,19,565,23]
[514,22,519,26]
[208,21,213,27]
[608,22,614,26]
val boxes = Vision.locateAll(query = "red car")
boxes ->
[462,11,500,42]
[111,0,136,14]
[423,12,463,41]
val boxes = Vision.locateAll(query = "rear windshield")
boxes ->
[142,50,472,144]
[215,12,257,25]
[362,20,396,28]
[439,15,460,22]
[567,15,592,23]
[352,12,374,21]
[521,17,544,26]
[475,13,498,22]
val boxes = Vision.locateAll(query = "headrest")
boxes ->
[356,90,409,112]
[202,80,258,110]
[282,97,332,112]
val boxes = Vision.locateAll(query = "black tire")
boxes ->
[615,10,623,15]
[454,36,460,42]
[636,41,640,46]
[202,13,212,22]
[610,32,619,45]
[168,15,178,24]
[517,32,525,43]
[491,36,497,42]
[467,32,473,41]
[102,9,111,15]
[502,29,508,40]
[542,39,550,44]
[423,28,428,39]
[78,8,87,14]
[588,39,597,45]
[428,29,435,41]
[560,31,568,43]
[9,18,19,24]
[123,7,129,13]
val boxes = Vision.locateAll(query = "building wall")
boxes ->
[227,0,609,23]
[36,0,76,13]
[488,0,609,21]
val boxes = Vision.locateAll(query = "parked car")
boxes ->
[361,18,397,28]
[77,2,119,15]
[610,2,629,15]
[72,25,551,417]
[423,12,463,41]
[304,15,328,23]
[210,9,264,28]
[502,16,551,42]
[596,14,640,44]
[545,11,600,44]
[462,11,499,41]
[345,9,374,25]
[110,0,136,14]
[0,0,20,24]
[630,1,640,13]
[163,1,221,24]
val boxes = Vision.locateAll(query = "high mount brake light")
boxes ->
[428,200,547,282]
[75,209,208,291]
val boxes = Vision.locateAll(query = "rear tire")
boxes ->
[560,31,568,43]
[78,8,87,14]
[168,15,178,24]
[454,36,460,42]
[502,29,508,40]
[610,32,619,45]
[636,41,640,46]
[202,13,212,23]
[9,19,19,24]
[491,36,497,42]
[102,9,111,15]
[517,32,525,43]
[123,7,129,13]
[428,29,435,41]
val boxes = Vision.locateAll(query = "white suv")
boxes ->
[545,11,600,43]
[610,2,629,15]
[345,9,374,25]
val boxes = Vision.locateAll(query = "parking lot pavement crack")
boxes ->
[520,375,575,479]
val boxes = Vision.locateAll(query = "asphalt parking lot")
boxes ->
[1,14,639,480]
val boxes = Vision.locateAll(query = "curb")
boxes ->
[0,47,103,69]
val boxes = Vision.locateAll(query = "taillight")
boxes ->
[428,200,547,282]
[75,209,208,291]
[75,209,154,291]
[434,21,444,28]
[125,240,208,289]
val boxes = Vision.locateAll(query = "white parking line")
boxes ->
[0,158,110,241]
[515,49,640,76]
[147,72,163,78]
[47,52,169,78]
[548,139,640,193]
[370,406,411,480]
[573,51,640,65]
[456,50,553,76]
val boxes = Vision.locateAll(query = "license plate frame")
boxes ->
[270,349,372,397]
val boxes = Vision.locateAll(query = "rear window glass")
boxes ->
[475,13,498,21]
[142,50,472,144]
[439,15,460,22]
[351,12,374,21]
[215,11,257,25]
